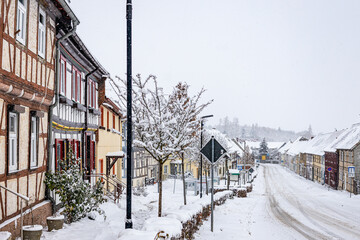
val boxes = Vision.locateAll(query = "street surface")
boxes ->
[195,164,360,240]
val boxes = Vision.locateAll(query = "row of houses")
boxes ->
[0,0,135,235]
[279,123,360,194]
[0,0,259,235]
[0,1,230,235]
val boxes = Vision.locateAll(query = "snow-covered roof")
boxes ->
[228,169,240,174]
[304,131,344,156]
[286,136,309,156]
[324,123,360,151]
[226,139,244,156]
[106,151,125,157]
[171,160,182,164]
[278,141,293,154]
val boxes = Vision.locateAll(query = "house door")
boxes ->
[55,139,64,171]
[85,135,96,182]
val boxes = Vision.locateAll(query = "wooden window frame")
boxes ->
[71,67,76,100]
[77,72,82,103]
[55,139,64,171]
[38,7,46,58]
[16,0,27,45]
[60,56,66,95]
[29,116,39,169]
[8,111,19,173]
[72,67,81,102]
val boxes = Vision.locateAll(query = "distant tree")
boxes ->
[259,138,269,156]
[241,128,246,139]
[223,116,230,135]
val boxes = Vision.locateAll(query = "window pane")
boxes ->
[72,71,76,99]
[11,139,15,166]
[77,74,81,101]
[39,14,44,24]
[10,115,15,132]
[21,12,24,39]
[61,62,65,93]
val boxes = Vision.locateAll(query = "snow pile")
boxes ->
[118,229,157,240]
[0,232,11,240]
[43,179,235,240]
[142,217,182,237]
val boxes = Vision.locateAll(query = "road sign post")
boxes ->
[200,136,226,233]
[327,167,332,190]
[211,137,214,232]
[348,166,355,198]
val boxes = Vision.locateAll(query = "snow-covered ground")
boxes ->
[41,165,360,239]
[195,164,360,240]
[41,178,232,240]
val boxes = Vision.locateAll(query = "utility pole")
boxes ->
[125,0,133,229]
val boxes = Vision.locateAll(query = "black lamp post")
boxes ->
[200,115,213,198]
[125,0,133,229]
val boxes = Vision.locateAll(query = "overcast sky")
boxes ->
[70,0,360,134]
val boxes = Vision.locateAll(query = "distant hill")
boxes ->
[209,117,313,142]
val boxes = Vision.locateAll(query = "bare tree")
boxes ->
[110,75,211,215]
[169,82,212,205]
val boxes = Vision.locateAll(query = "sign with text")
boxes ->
[348,166,355,178]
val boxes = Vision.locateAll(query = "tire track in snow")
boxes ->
[268,165,360,240]
[264,166,329,240]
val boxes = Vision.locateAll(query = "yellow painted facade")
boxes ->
[313,155,322,183]
[96,104,123,189]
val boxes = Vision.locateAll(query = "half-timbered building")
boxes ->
[0,0,62,234]
[49,30,108,186]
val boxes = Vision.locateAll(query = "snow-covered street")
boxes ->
[195,164,360,240]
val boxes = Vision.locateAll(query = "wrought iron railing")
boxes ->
[0,185,30,240]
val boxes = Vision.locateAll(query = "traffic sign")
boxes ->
[348,166,355,178]
[249,168,254,173]
[237,165,243,171]
[200,137,226,164]
[327,167,332,172]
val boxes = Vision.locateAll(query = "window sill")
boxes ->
[16,38,26,48]
[8,169,19,175]
[30,166,40,171]
[38,53,45,60]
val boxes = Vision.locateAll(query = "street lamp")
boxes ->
[125,0,133,229]
[200,115,213,198]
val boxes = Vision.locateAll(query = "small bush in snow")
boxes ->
[45,149,106,223]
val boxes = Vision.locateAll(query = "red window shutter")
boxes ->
[113,165,115,175]
[72,139,75,152]
[99,159,103,174]
[55,139,59,170]
[113,114,115,129]
[101,107,104,126]
[91,141,95,169]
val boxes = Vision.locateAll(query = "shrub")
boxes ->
[45,148,106,223]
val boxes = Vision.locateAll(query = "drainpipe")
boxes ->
[46,0,80,211]
[82,67,98,179]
